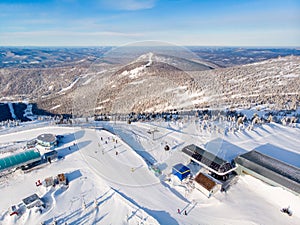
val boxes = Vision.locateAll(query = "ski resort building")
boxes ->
[194,172,221,198]
[182,144,236,178]
[44,176,55,187]
[26,139,37,149]
[36,133,57,150]
[235,150,300,195]
[57,173,68,185]
[22,193,44,209]
[0,149,41,173]
[42,150,58,163]
[172,163,191,181]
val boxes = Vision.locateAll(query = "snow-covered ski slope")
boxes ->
[0,121,299,225]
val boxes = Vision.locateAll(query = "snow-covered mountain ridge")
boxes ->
[1,53,299,115]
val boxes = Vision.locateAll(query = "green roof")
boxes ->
[0,149,41,172]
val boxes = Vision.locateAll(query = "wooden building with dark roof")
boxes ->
[194,172,221,197]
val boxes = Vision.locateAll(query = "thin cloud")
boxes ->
[0,30,146,46]
[0,30,144,37]
[101,0,156,11]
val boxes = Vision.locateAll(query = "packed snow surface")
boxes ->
[0,120,299,225]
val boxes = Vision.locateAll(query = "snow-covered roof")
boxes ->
[36,133,56,143]
[235,150,300,194]
[22,193,44,208]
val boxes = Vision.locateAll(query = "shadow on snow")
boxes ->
[111,187,179,225]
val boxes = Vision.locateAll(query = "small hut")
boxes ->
[8,205,19,216]
[172,163,190,181]
[26,139,37,148]
[57,173,68,185]
[43,177,55,187]
[194,173,221,198]
[22,193,44,209]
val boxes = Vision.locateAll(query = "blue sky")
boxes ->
[0,0,299,46]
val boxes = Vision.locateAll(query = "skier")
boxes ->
[177,209,181,214]
[116,151,118,155]
[82,200,86,210]
[94,199,98,208]
[281,206,292,216]
[184,210,187,216]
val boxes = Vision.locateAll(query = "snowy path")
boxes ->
[78,128,158,187]
[0,124,299,225]
[0,126,160,225]
[76,129,194,224]
[76,126,300,225]
[8,102,17,120]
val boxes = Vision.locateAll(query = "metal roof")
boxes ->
[0,149,41,172]
[235,150,300,194]
[172,163,190,175]
[182,144,233,175]
[22,193,40,205]
[37,133,56,143]
[43,150,58,157]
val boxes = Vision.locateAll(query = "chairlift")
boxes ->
[164,145,170,151]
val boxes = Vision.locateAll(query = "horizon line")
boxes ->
[1,45,300,48]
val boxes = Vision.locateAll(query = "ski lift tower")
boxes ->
[147,128,159,140]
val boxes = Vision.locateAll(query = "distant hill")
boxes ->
[0,49,299,116]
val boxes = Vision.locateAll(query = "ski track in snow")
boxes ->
[0,121,299,225]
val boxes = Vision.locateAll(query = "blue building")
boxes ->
[172,163,191,181]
